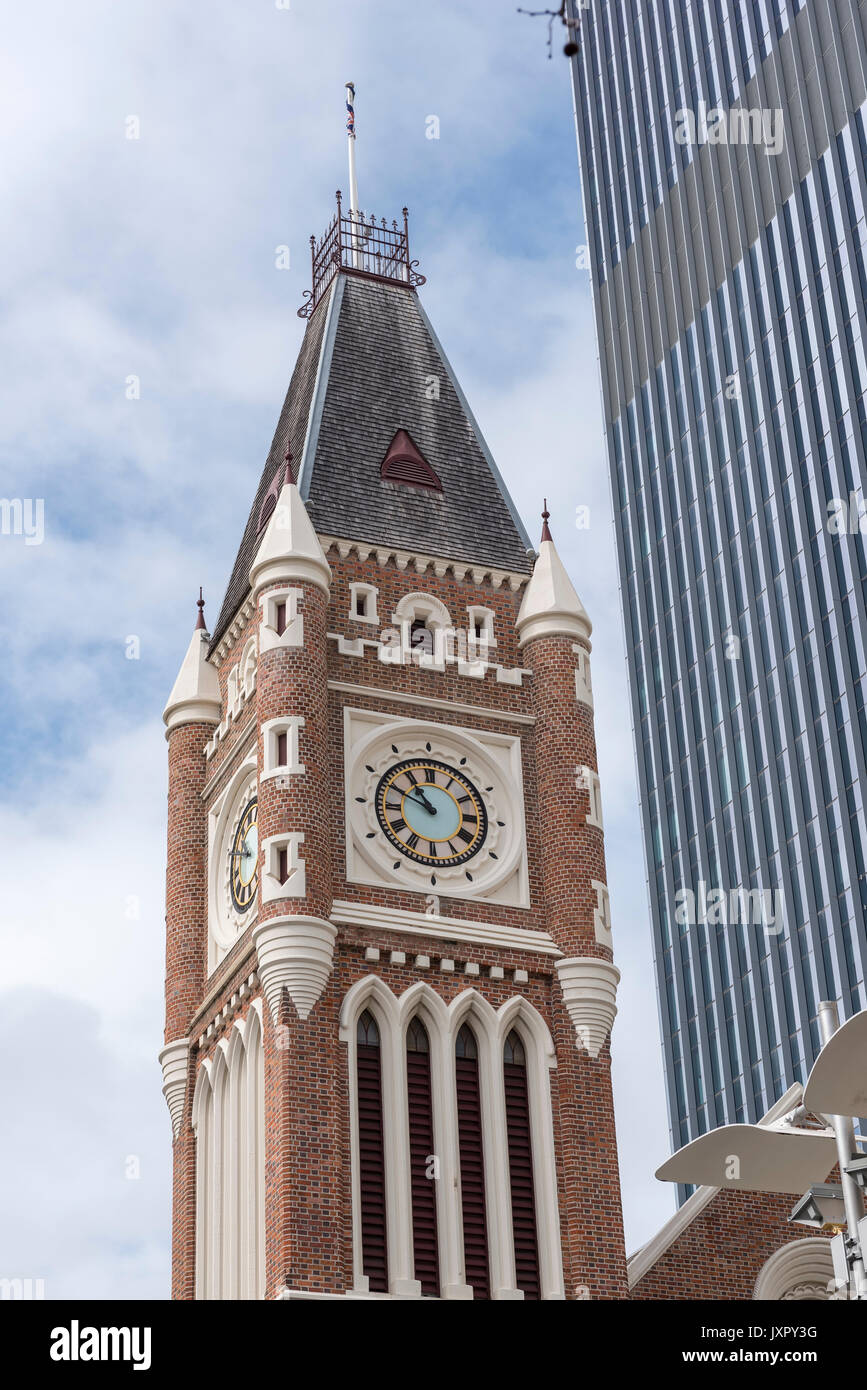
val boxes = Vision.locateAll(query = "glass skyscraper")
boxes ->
[567,0,867,1159]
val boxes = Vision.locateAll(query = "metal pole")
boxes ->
[818,999,867,1298]
[345,81,361,269]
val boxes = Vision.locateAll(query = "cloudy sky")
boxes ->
[0,0,674,1298]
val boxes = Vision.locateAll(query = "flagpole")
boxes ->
[345,81,361,269]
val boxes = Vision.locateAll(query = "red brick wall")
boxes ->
[630,1189,828,1300]
[164,718,212,1300]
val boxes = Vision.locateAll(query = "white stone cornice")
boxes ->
[320,536,531,592]
[555,957,620,1057]
[158,1039,190,1139]
[330,900,560,957]
[253,916,338,1021]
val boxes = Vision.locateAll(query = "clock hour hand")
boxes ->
[409,787,437,815]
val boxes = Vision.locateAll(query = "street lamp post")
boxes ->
[816,1000,867,1299]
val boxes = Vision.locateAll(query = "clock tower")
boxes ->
[160,194,628,1300]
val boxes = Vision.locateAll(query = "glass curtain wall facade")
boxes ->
[567,0,867,1158]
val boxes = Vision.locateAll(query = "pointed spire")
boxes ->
[249,465,331,598]
[516,519,592,649]
[163,604,222,736]
[283,442,295,487]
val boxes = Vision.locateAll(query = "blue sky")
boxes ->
[0,0,675,1297]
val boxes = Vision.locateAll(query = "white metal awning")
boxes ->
[655,1122,837,1193]
[804,1008,867,1118]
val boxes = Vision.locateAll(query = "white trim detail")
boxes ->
[585,770,604,830]
[158,1038,190,1139]
[192,1003,264,1300]
[327,680,535,725]
[320,534,531,592]
[259,587,303,652]
[753,1238,836,1301]
[591,879,613,948]
[330,899,560,956]
[555,957,620,1057]
[339,978,565,1301]
[261,832,306,903]
[261,715,305,781]
[572,643,593,708]
[253,916,337,1021]
[350,582,380,625]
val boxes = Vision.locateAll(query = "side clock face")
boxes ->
[374,757,488,869]
[229,797,258,913]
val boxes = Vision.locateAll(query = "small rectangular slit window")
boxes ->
[275,601,287,636]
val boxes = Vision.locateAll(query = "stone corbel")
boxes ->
[555,957,620,1058]
[158,1039,190,1138]
[253,916,338,1021]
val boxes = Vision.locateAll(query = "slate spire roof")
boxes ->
[210,258,534,651]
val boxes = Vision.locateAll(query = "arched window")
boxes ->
[406,1017,439,1295]
[503,1029,540,1300]
[193,1010,264,1300]
[455,1023,490,1300]
[356,1010,388,1292]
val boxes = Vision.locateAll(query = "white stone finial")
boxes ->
[253,916,338,1022]
[555,957,620,1057]
[163,628,221,736]
[516,532,592,648]
[249,482,331,597]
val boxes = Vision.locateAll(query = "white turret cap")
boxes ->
[163,592,222,736]
[516,502,592,648]
[249,458,331,597]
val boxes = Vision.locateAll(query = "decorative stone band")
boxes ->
[158,1038,190,1139]
[253,915,338,1022]
[555,957,621,1058]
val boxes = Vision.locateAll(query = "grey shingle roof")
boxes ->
[210,272,533,651]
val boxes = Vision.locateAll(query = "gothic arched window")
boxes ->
[406,1017,439,1295]
[356,1010,388,1292]
[503,1028,540,1300]
[455,1023,489,1299]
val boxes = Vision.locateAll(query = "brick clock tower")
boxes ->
[160,195,628,1301]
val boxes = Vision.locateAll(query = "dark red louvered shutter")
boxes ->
[455,1026,490,1299]
[504,1031,540,1300]
[406,1019,439,1296]
[356,1012,388,1292]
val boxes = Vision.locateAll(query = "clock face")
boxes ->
[374,757,489,868]
[346,716,528,899]
[229,797,258,913]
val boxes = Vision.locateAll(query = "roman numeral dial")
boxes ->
[374,757,488,868]
[229,797,258,913]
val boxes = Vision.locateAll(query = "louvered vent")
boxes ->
[455,1025,490,1299]
[379,428,443,492]
[357,1011,388,1292]
[504,1031,540,1300]
[406,1018,440,1296]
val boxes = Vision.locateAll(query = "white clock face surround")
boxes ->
[344,708,529,905]
[208,762,259,969]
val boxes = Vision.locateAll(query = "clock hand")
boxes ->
[409,788,437,814]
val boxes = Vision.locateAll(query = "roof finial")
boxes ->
[283,440,295,486]
[195,586,207,630]
[541,498,553,543]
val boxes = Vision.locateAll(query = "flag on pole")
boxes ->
[346,82,356,139]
